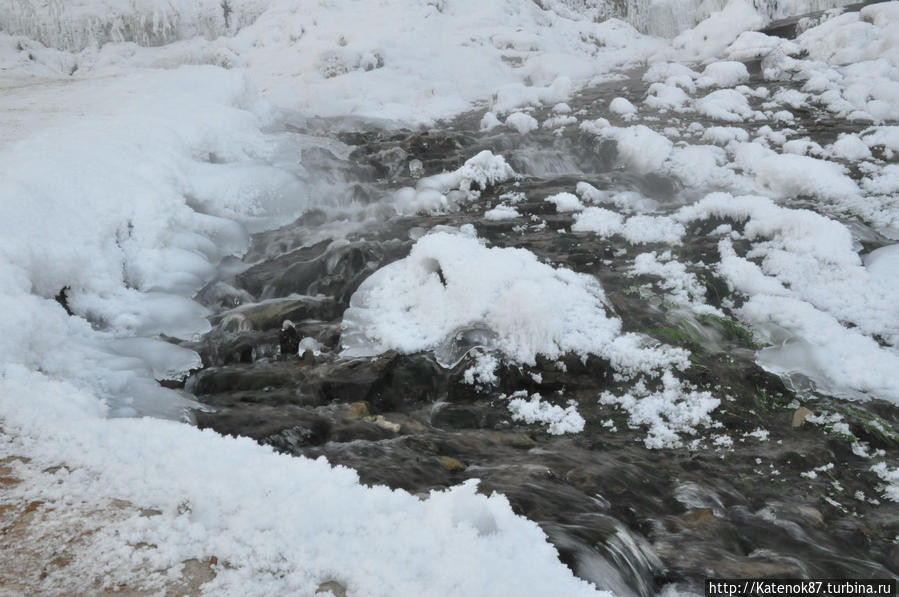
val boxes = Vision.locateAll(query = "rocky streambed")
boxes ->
[177,52,898,596]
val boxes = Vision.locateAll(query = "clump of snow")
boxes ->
[598,125,674,174]
[725,31,801,61]
[572,208,625,236]
[871,462,899,502]
[484,204,522,221]
[630,251,719,314]
[600,371,721,449]
[545,192,585,213]
[575,182,607,204]
[480,111,503,131]
[609,96,638,117]
[701,126,750,146]
[506,391,586,435]
[678,193,899,402]
[697,61,750,88]
[505,111,539,134]
[828,133,872,161]
[399,150,517,214]
[734,142,860,203]
[573,209,685,245]
[342,227,688,372]
[463,350,500,386]
[695,89,755,121]
[644,83,692,111]
[669,0,764,61]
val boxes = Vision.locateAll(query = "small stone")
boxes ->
[344,401,371,419]
[316,580,347,597]
[367,415,401,433]
[298,349,316,366]
[792,407,813,428]
[409,158,424,178]
[439,456,467,472]
[682,508,717,529]
[209,555,218,566]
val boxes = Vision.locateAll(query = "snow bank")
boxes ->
[0,66,319,417]
[2,0,667,125]
[342,227,688,372]
[0,365,606,597]
[679,193,899,403]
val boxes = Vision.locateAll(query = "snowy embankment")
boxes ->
[2,0,898,593]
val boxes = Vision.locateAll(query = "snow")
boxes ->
[697,61,750,88]
[573,209,686,245]
[341,227,687,372]
[404,150,517,214]
[463,350,500,386]
[609,97,638,116]
[678,193,899,402]
[601,124,674,174]
[545,192,585,213]
[600,371,721,449]
[1,366,604,597]
[506,111,539,134]
[2,0,668,127]
[644,82,692,111]
[484,204,522,221]
[4,0,899,592]
[669,0,764,61]
[695,89,755,122]
[506,391,586,435]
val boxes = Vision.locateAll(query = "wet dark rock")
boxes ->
[431,404,481,430]
[196,405,330,447]
[279,325,300,356]
[188,362,301,396]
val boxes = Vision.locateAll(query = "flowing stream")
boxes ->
[177,40,897,597]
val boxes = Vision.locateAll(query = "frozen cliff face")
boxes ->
[538,0,858,38]
[0,0,270,51]
[1,0,862,53]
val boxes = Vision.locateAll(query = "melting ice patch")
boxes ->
[341,227,688,372]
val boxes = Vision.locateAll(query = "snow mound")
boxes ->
[341,227,688,371]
